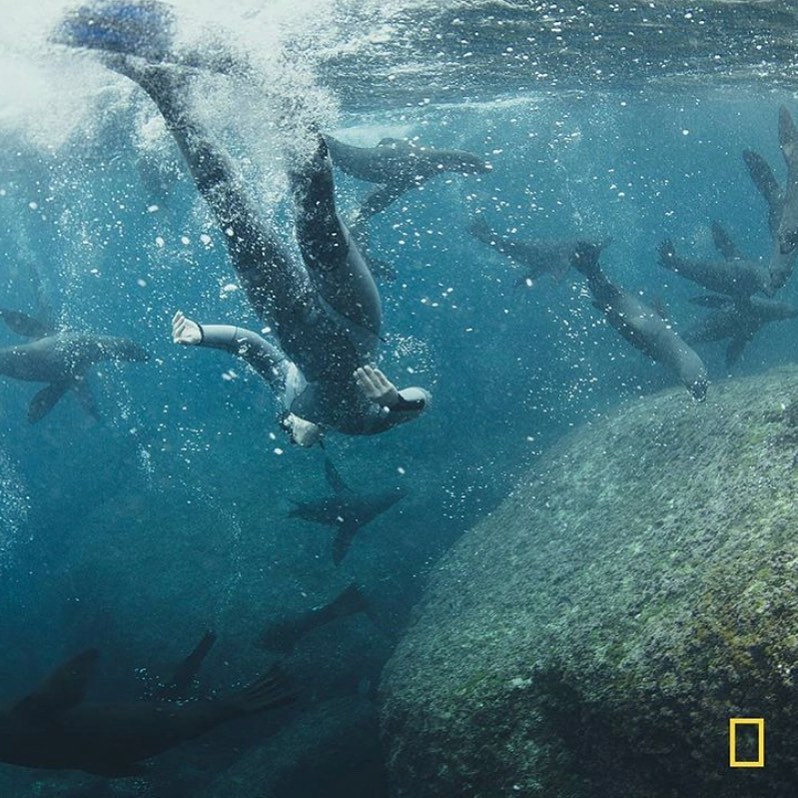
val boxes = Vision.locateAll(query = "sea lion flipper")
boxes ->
[358,183,405,221]
[156,630,217,701]
[329,583,369,618]
[0,308,52,339]
[743,149,780,201]
[468,215,494,244]
[726,333,753,367]
[13,648,99,720]
[332,520,360,566]
[28,381,73,423]
[73,378,101,421]
[710,220,741,261]
[779,105,798,165]
[230,663,296,716]
[743,149,783,237]
[324,457,351,496]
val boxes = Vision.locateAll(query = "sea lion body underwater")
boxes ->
[684,294,798,367]
[657,237,770,299]
[324,135,490,227]
[469,216,605,286]
[288,458,407,565]
[0,309,149,422]
[743,105,798,293]
[325,136,489,185]
[258,584,370,652]
[573,247,708,400]
[0,648,294,777]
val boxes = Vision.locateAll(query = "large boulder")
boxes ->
[380,366,798,797]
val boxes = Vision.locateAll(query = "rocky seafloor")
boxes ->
[380,365,798,797]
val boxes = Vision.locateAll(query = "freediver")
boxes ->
[58,2,431,447]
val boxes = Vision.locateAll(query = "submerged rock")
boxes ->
[196,695,388,798]
[380,366,798,797]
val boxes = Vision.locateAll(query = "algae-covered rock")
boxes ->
[380,366,798,797]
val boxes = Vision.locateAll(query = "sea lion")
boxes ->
[743,105,798,292]
[325,135,490,230]
[0,309,149,422]
[258,584,370,652]
[469,215,608,286]
[573,247,708,400]
[0,648,294,777]
[288,458,406,564]
[684,294,798,367]
[658,228,770,299]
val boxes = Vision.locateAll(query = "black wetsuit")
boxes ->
[117,61,427,434]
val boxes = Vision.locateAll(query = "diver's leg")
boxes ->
[108,58,311,338]
[288,134,382,347]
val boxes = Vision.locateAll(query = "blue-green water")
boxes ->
[1,1,797,795]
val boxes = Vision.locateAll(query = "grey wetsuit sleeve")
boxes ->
[196,323,290,394]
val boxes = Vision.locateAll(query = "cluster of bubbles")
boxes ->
[0,447,30,565]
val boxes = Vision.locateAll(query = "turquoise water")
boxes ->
[0,1,797,795]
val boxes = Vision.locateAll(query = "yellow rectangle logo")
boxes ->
[729,718,765,768]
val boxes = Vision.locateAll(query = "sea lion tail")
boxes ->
[571,240,604,277]
[468,215,493,243]
[328,583,369,619]
[231,664,296,716]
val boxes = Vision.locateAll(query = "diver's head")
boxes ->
[280,412,324,448]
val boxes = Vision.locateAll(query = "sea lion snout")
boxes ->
[689,378,708,402]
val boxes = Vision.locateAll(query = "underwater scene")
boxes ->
[1,1,798,796]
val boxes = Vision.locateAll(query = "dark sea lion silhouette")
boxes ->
[325,134,490,230]
[658,230,770,299]
[743,105,798,292]
[469,215,607,286]
[0,309,149,422]
[288,458,406,565]
[672,222,798,365]
[684,293,798,367]
[154,630,217,701]
[573,246,708,400]
[258,584,370,652]
[0,648,294,777]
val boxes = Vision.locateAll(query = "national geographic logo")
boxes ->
[729,718,765,768]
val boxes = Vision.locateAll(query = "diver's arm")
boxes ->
[354,365,430,431]
[171,311,288,387]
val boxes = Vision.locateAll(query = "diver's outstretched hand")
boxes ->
[355,366,400,408]
[172,311,202,345]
